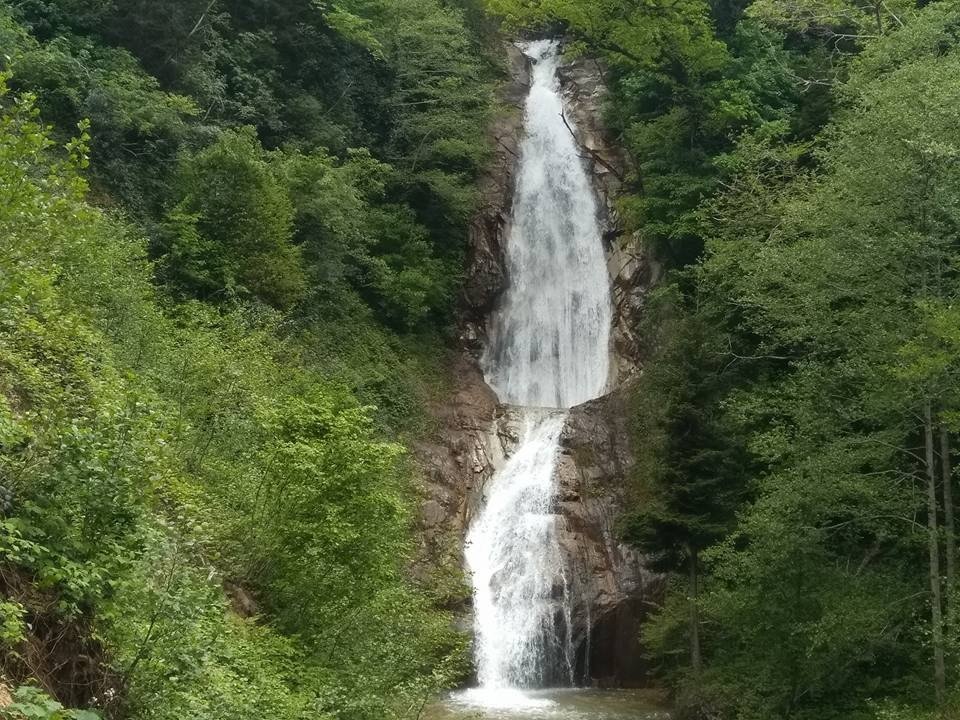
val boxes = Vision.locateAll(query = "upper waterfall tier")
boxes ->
[482,40,612,410]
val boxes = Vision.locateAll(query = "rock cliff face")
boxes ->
[556,54,660,384]
[414,41,663,687]
[459,43,529,355]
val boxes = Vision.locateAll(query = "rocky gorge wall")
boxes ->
[413,42,663,687]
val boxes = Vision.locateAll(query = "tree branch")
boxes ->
[559,109,624,182]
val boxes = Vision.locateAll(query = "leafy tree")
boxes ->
[626,288,751,682]
[0,66,471,718]
[748,0,915,41]
[100,0,227,93]
[574,3,960,717]
[280,148,452,328]
[160,128,306,309]
[673,9,960,716]
[0,10,200,217]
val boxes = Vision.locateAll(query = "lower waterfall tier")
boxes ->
[413,361,663,688]
[465,411,574,688]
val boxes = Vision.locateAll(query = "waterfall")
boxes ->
[482,40,612,411]
[464,39,612,701]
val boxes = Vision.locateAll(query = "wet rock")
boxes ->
[556,48,661,382]
[557,55,627,237]
[460,44,531,354]
[410,354,498,594]
[557,391,665,686]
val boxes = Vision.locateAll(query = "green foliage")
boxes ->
[0,11,199,217]
[747,0,915,39]
[100,529,319,720]
[0,57,471,720]
[486,0,726,71]
[4,0,494,328]
[622,3,960,718]
[280,148,454,328]
[0,600,27,645]
[2,0,494,714]
[0,686,99,720]
[322,5,384,57]
[626,286,750,571]
[160,128,305,309]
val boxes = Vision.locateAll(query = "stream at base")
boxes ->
[424,689,670,720]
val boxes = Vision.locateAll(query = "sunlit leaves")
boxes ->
[0,70,465,719]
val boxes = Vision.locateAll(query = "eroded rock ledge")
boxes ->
[414,40,664,687]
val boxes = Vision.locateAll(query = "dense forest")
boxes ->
[485,0,960,718]
[0,0,496,718]
[2,0,960,719]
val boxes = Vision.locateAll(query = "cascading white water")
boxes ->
[465,411,571,693]
[463,39,612,704]
[482,40,612,411]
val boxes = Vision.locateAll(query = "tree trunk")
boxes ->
[941,426,956,621]
[924,403,947,706]
[689,547,702,678]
